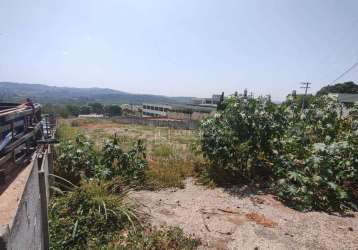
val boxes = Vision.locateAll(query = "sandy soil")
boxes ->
[130,178,358,250]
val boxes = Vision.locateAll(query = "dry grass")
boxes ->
[145,160,196,189]
[58,118,203,189]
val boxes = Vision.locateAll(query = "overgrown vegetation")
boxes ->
[49,92,358,249]
[101,137,147,183]
[55,135,98,185]
[57,119,201,189]
[200,95,358,212]
[145,160,196,189]
[49,179,200,250]
[55,135,147,185]
[50,120,200,249]
[49,180,137,249]
[107,227,200,249]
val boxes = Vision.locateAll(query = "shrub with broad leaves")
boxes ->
[56,135,97,185]
[55,135,148,185]
[200,96,288,181]
[200,95,358,212]
[101,137,147,183]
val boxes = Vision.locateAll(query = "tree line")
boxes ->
[42,102,122,118]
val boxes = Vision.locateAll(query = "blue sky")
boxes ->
[1,0,358,100]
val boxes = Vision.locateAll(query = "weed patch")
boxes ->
[145,160,195,189]
[49,180,137,250]
[108,226,200,250]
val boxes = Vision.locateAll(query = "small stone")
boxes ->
[285,232,294,237]
[348,227,353,231]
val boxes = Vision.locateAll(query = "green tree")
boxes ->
[88,102,104,114]
[65,104,80,116]
[79,105,91,114]
[104,104,122,117]
[317,81,358,96]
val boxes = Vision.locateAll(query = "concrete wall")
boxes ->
[167,111,210,121]
[0,147,52,250]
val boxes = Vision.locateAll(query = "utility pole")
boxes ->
[300,82,311,111]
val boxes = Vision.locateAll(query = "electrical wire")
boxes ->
[329,60,358,85]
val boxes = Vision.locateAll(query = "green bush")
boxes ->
[276,137,358,211]
[200,95,358,212]
[274,96,358,211]
[200,96,287,181]
[101,137,147,183]
[55,135,97,185]
[55,135,148,185]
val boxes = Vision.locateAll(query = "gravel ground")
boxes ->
[130,178,358,250]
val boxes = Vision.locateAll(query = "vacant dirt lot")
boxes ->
[131,178,358,250]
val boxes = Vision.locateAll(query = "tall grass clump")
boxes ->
[49,179,137,250]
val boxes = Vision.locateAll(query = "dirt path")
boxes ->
[130,178,358,250]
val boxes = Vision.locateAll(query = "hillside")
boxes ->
[0,82,193,105]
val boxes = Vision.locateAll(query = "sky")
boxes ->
[0,0,358,101]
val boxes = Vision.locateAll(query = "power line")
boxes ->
[329,60,358,85]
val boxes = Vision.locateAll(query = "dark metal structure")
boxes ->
[0,102,43,185]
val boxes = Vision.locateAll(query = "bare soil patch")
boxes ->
[130,178,358,250]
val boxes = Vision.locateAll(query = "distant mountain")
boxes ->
[0,82,194,105]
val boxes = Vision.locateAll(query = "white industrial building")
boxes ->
[142,103,215,120]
